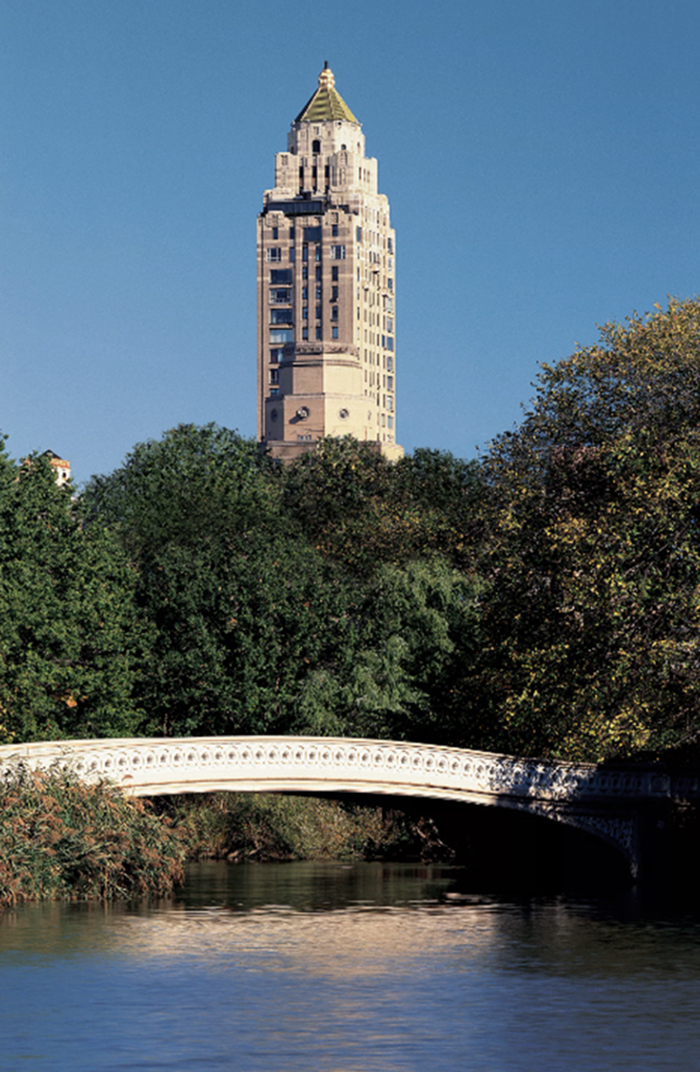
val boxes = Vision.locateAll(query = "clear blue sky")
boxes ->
[2,0,699,484]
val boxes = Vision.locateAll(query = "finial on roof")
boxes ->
[294,64,358,124]
[318,63,335,89]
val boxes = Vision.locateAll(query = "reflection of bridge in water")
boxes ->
[3,735,699,878]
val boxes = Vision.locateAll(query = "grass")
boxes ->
[0,764,185,908]
[1,769,453,909]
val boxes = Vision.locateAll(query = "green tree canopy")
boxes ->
[479,298,700,761]
[0,441,149,743]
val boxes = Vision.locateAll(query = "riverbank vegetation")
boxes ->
[0,765,446,908]
[0,765,185,908]
[155,792,449,864]
[3,298,700,765]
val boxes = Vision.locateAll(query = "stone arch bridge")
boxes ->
[2,735,699,879]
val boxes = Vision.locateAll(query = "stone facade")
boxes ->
[257,64,402,461]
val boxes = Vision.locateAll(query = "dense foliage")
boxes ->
[0,765,185,907]
[479,298,700,760]
[82,426,484,744]
[0,444,149,743]
[5,298,700,763]
[159,792,447,863]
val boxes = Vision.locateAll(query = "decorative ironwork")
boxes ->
[2,736,695,874]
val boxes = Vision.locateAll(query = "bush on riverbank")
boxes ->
[155,792,451,863]
[0,765,185,908]
[0,769,455,908]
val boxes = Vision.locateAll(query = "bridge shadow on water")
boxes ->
[304,791,633,896]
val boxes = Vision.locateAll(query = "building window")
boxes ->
[387,355,393,371]
[356,226,362,243]
[270,309,293,324]
[270,269,292,284]
[388,277,393,290]
[270,329,293,344]
[387,237,393,253]
[269,368,279,384]
[332,327,339,339]
[330,245,346,260]
[315,266,322,281]
[302,266,308,280]
[332,266,339,281]
[332,224,339,237]
[387,337,394,350]
[315,286,322,300]
[289,226,295,239]
[304,226,321,242]
[272,227,278,239]
[302,286,308,300]
[270,348,284,363]
[315,246,321,261]
[387,317,393,332]
[302,327,309,340]
[302,245,308,262]
[270,288,291,304]
[270,387,279,397]
[387,395,394,411]
[289,248,295,263]
[331,306,338,320]
[387,415,394,429]
[331,286,338,300]
[315,305,322,320]
[302,306,308,320]
[266,248,282,262]
[315,326,322,340]
[312,139,320,154]
[387,376,393,391]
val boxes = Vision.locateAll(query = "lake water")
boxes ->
[2,861,700,1071]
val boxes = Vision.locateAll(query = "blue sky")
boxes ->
[2,0,699,484]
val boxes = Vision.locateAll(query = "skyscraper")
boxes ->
[257,64,401,461]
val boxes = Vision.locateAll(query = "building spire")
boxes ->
[294,63,358,124]
[318,62,335,89]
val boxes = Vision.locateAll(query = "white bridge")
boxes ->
[3,735,699,877]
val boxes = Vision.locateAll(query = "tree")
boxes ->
[85,426,366,737]
[0,441,149,743]
[478,298,700,761]
[84,426,486,747]
[84,423,283,561]
[282,437,486,574]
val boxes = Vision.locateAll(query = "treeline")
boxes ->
[4,298,700,764]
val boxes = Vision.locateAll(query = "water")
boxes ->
[2,862,700,1071]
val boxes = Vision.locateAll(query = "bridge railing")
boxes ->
[2,735,699,805]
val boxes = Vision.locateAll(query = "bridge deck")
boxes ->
[3,735,699,875]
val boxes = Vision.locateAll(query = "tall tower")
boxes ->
[257,64,401,461]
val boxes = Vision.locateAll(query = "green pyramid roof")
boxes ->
[295,64,359,124]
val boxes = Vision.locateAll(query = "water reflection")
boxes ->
[2,863,700,1071]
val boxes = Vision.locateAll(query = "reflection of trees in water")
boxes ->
[3,862,700,982]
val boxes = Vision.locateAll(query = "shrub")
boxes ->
[0,765,185,908]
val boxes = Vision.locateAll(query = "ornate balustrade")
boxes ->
[2,735,698,802]
[3,736,699,874]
